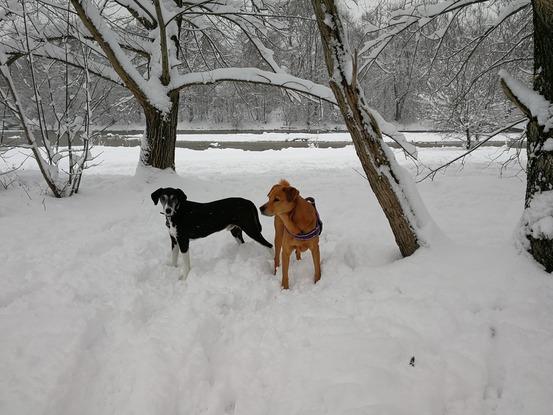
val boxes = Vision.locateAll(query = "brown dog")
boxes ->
[259,180,322,289]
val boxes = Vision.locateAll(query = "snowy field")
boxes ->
[2,145,553,415]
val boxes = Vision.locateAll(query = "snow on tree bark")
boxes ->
[141,91,180,169]
[524,0,553,272]
[310,0,433,256]
[501,0,553,272]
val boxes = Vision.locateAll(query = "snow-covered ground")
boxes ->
[1,145,553,415]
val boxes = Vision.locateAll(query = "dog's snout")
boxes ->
[259,204,272,217]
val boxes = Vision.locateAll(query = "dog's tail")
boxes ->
[256,233,273,248]
[251,205,273,248]
[253,205,263,232]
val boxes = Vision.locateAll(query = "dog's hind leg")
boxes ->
[230,226,245,244]
[170,236,179,267]
[310,242,321,284]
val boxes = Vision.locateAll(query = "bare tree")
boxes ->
[310,0,435,256]
[499,0,553,272]
[420,74,512,149]
[361,0,553,272]
[0,1,102,197]
[360,0,531,126]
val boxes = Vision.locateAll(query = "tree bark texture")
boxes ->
[141,91,180,169]
[311,0,420,256]
[525,0,553,272]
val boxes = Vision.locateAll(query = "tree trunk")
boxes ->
[140,91,179,169]
[311,0,421,256]
[525,0,553,271]
[394,83,404,122]
[465,128,472,150]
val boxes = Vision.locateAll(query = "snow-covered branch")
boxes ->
[360,0,531,86]
[0,58,62,196]
[0,2,107,197]
[70,0,170,110]
[500,69,553,133]
[112,0,157,29]
[171,67,334,100]
[416,117,527,182]
[170,67,417,157]
[8,43,123,85]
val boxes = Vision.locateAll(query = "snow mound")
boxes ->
[518,190,553,244]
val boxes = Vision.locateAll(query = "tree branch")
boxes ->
[153,0,170,85]
[416,118,526,182]
[69,0,151,107]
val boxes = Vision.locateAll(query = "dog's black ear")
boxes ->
[151,188,164,205]
[176,188,187,202]
[284,186,299,202]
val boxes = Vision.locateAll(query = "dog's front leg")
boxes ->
[170,236,179,267]
[274,217,284,275]
[181,250,191,279]
[178,236,190,280]
[281,244,292,290]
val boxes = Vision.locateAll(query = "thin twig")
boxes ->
[416,118,526,182]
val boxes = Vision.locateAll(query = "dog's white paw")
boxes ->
[168,248,179,267]
[179,265,190,281]
[180,251,191,280]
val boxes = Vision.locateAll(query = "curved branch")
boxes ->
[112,0,157,29]
[169,67,416,157]
[153,0,170,85]
[5,46,123,85]
[69,0,151,107]
[171,67,335,102]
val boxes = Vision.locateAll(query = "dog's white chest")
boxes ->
[168,224,177,237]
[166,217,177,238]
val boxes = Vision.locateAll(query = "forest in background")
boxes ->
[1,0,531,134]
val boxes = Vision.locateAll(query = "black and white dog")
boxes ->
[151,187,272,279]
